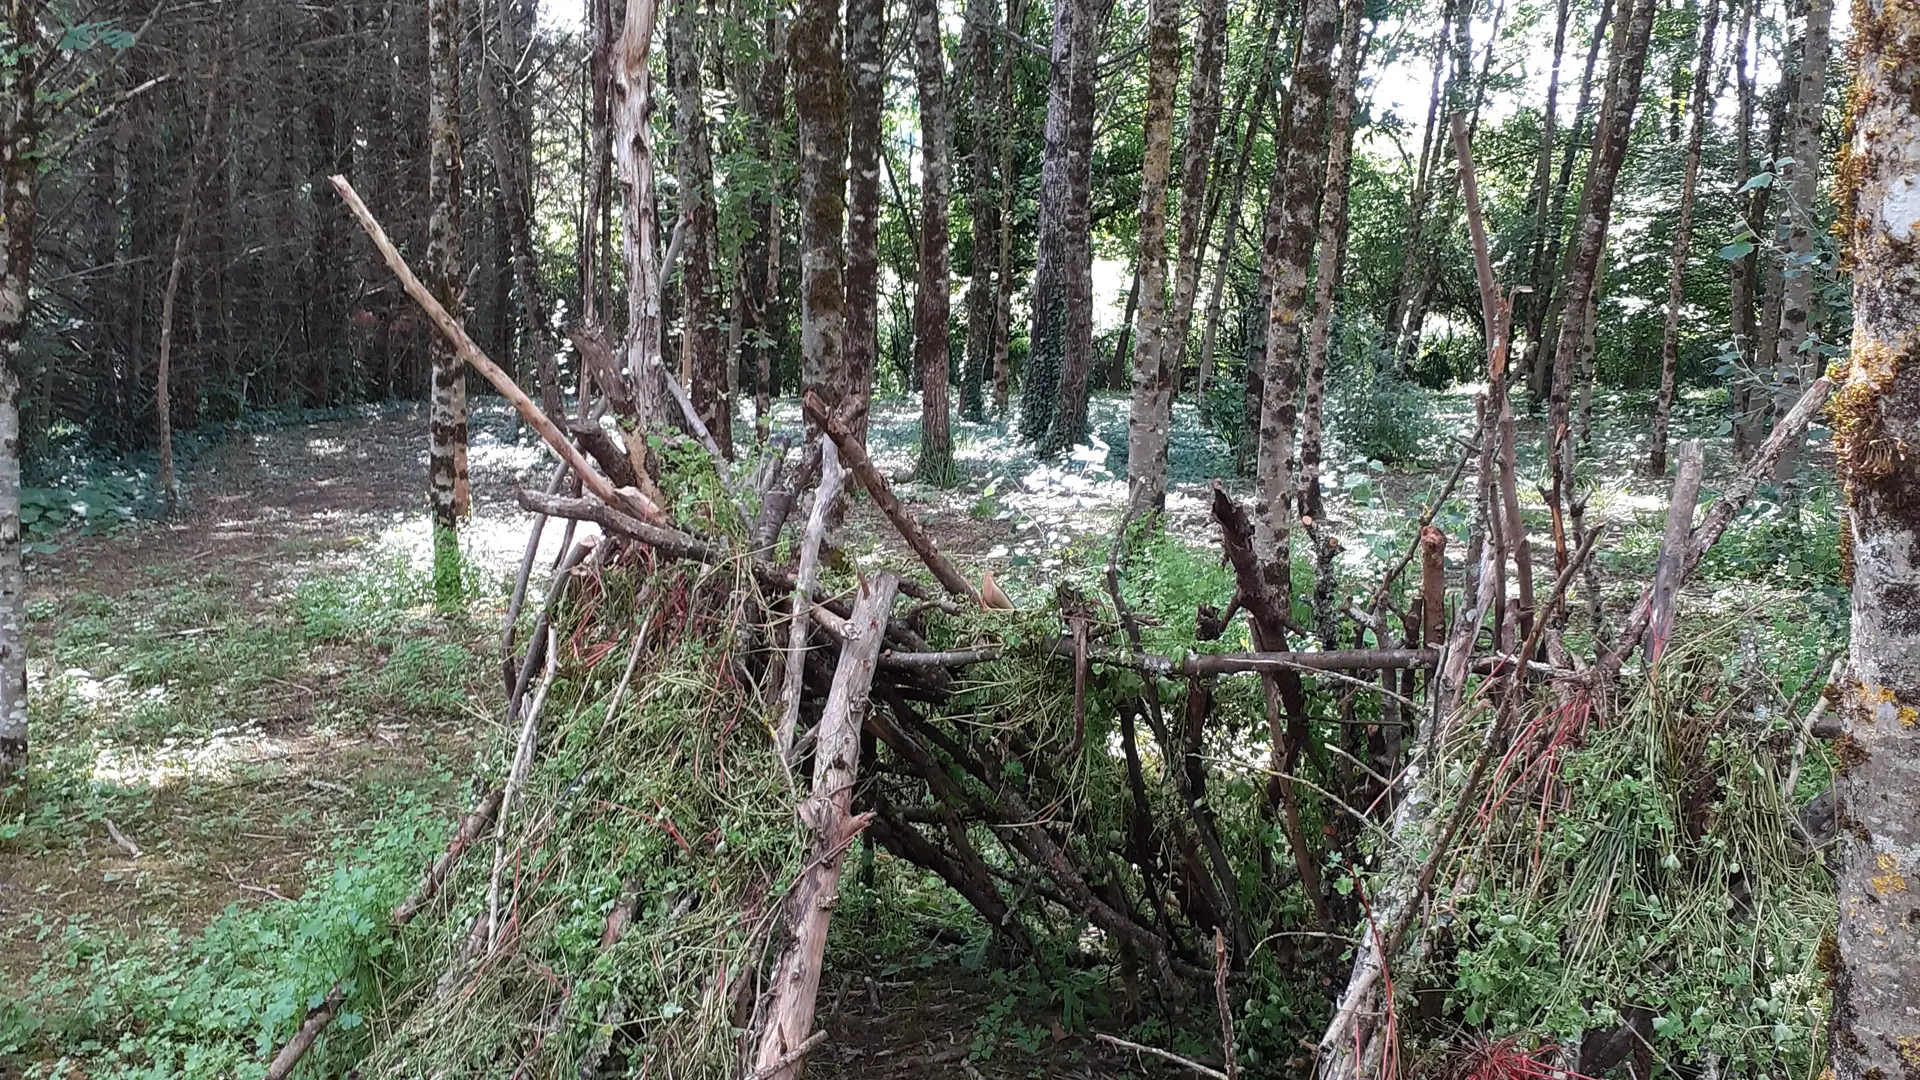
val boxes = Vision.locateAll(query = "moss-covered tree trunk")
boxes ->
[794,0,849,434]
[845,0,882,444]
[1251,0,1340,605]
[1830,0,1920,1070]
[1121,0,1181,511]
[669,0,728,457]
[1022,0,1095,453]
[1767,0,1831,483]
[990,0,1024,415]
[1647,0,1719,475]
[0,0,40,802]
[427,0,469,603]
[911,0,954,485]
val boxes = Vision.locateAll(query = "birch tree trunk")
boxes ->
[1767,0,1831,484]
[1298,0,1367,521]
[912,0,955,486]
[1646,0,1719,475]
[1252,0,1341,605]
[668,0,728,457]
[1830,2,1920,1070]
[960,0,997,421]
[0,0,41,803]
[1163,0,1225,385]
[1122,0,1182,512]
[1545,0,1655,523]
[794,0,850,434]
[427,0,470,596]
[845,0,882,442]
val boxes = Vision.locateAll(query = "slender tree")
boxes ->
[669,0,727,456]
[1726,0,1759,459]
[1194,8,1280,402]
[1022,0,1095,452]
[614,0,667,461]
[747,15,787,440]
[1513,0,1573,387]
[1122,0,1182,511]
[0,0,41,802]
[1767,0,1832,482]
[1163,0,1226,384]
[1646,0,1719,475]
[959,0,997,420]
[1546,0,1657,520]
[794,0,850,431]
[1830,0,1920,1068]
[426,0,470,601]
[1297,0,1367,521]
[1251,0,1341,603]
[845,0,882,442]
[912,0,955,485]
[989,0,1026,414]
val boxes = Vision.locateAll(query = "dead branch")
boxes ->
[329,175,662,524]
[778,436,845,760]
[1095,1033,1230,1080]
[393,788,506,924]
[801,390,982,605]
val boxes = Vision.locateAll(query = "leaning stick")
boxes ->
[1095,1033,1230,1080]
[265,986,345,1080]
[801,391,982,605]
[329,175,662,524]
[777,436,845,760]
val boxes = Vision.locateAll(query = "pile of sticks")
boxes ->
[263,173,1833,1080]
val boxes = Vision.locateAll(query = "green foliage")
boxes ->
[0,794,448,1079]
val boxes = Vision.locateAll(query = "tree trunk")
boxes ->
[989,0,1026,415]
[1523,0,1614,401]
[427,0,470,598]
[1122,0,1182,512]
[1514,0,1572,393]
[794,0,850,437]
[0,0,40,803]
[749,16,787,441]
[1023,0,1096,453]
[669,0,728,458]
[1195,9,1281,403]
[1830,3,1920,1071]
[1767,0,1831,484]
[1726,0,1758,461]
[1380,2,1455,363]
[1646,0,1719,475]
[613,0,667,479]
[912,0,955,486]
[1108,264,1139,391]
[1252,0,1341,606]
[1163,0,1226,389]
[157,77,223,509]
[845,0,882,443]
[1297,0,1367,521]
[1546,0,1656,529]
[583,0,616,327]
[960,0,997,421]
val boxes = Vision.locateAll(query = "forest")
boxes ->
[0,0,1915,1073]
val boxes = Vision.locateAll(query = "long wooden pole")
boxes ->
[329,175,663,524]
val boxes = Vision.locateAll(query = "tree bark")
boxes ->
[1523,0,1614,401]
[1767,0,1832,483]
[1726,0,1759,461]
[669,0,728,458]
[912,0,955,485]
[748,16,787,441]
[157,76,223,508]
[0,0,40,802]
[1122,0,1182,512]
[1252,0,1341,609]
[845,0,882,444]
[428,0,471,551]
[1194,9,1281,402]
[613,0,667,487]
[1163,0,1226,388]
[1648,0,1719,475]
[795,0,851,436]
[1830,0,1920,1069]
[960,0,997,421]
[1380,1,1456,362]
[1022,0,1096,453]
[1513,0,1572,393]
[751,571,899,1079]
[1546,0,1656,529]
[1298,0,1367,521]
[990,0,1024,414]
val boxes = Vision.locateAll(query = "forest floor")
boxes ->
[0,386,1845,1078]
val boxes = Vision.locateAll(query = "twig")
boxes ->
[103,818,141,859]
[744,1030,828,1080]
[1095,1033,1230,1080]
[1215,929,1239,1080]
[1782,656,1843,803]
[490,628,559,949]
[264,987,344,1080]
